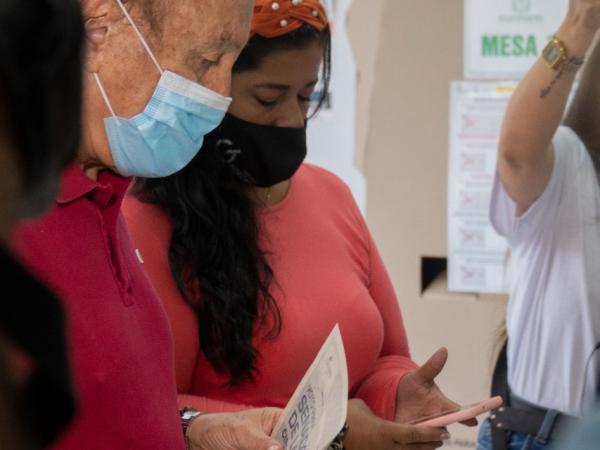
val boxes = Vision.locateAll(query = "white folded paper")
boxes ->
[272,324,348,450]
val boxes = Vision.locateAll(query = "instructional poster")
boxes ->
[447,81,515,294]
[464,0,567,79]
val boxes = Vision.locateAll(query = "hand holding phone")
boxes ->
[411,396,503,428]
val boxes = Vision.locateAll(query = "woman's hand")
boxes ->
[344,399,447,450]
[554,0,600,60]
[563,0,600,35]
[394,348,477,428]
[187,408,283,450]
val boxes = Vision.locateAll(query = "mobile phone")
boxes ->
[411,396,503,428]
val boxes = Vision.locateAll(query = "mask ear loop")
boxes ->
[113,0,163,75]
[93,73,119,125]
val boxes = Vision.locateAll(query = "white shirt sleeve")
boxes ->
[489,126,586,243]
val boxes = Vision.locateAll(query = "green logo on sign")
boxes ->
[482,35,538,57]
[512,0,532,14]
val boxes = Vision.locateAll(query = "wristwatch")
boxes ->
[542,35,584,72]
[180,406,204,440]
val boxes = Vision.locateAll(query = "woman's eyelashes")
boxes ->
[255,97,279,107]
[254,94,313,108]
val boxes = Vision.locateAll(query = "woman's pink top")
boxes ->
[123,164,416,421]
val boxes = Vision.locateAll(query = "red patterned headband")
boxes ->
[252,0,329,38]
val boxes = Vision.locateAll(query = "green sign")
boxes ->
[466,0,567,78]
[481,35,538,57]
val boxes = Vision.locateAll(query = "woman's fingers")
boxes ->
[383,421,448,444]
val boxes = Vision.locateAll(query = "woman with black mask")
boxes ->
[0,0,84,448]
[125,1,470,448]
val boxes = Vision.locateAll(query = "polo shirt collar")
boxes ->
[56,164,132,205]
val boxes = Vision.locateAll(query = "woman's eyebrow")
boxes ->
[254,79,319,90]
[254,83,289,91]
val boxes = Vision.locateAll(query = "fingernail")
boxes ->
[268,446,280,450]
[441,432,451,440]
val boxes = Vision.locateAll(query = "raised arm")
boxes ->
[564,34,600,155]
[498,0,600,214]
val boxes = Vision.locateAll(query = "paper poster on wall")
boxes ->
[447,81,515,294]
[307,0,367,212]
[464,0,568,79]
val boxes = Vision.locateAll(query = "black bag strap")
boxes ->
[595,343,600,399]
[491,340,510,450]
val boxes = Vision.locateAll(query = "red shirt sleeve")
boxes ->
[351,215,417,421]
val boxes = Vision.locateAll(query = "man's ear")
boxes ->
[81,0,114,73]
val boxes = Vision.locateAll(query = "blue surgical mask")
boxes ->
[93,0,231,178]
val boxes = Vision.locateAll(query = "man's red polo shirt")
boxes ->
[12,165,185,450]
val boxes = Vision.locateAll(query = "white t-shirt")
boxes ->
[491,126,600,416]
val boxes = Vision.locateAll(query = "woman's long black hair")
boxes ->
[134,23,331,385]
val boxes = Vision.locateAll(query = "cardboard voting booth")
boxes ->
[350,1,508,448]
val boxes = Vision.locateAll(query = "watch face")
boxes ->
[544,44,560,63]
[542,39,565,68]
[183,411,198,420]
[181,407,200,420]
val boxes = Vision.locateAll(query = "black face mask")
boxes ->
[203,113,307,188]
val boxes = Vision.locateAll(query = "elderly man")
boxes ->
[11,1,282,449]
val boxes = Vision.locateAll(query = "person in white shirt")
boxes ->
[476,1,600,449]
[552,404,600,449]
